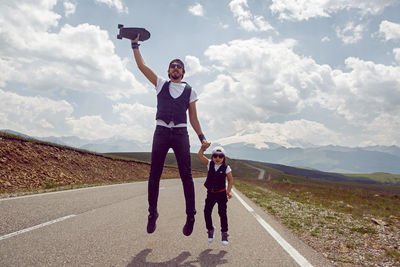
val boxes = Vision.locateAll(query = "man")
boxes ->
[131,34,210,236]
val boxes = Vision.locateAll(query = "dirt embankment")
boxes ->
[0,135,205,194]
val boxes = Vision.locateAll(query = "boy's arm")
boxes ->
[226,172,233,199]
[131,35,157,86]
[198,145,210,165]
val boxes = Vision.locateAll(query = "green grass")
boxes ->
[43,178,58,189]
[345,172,400,184]
[231,159,400,218]
[234,177,400,266]
[350,226,377,234]
[385,248,400,261]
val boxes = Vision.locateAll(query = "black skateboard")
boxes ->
[117,24,150,41]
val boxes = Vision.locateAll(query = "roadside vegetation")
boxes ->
[234,163,400,266]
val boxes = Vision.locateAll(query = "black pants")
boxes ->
[204,191,228,232]
[148,125,196,216]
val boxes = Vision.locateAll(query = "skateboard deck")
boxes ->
[117,24,150,41]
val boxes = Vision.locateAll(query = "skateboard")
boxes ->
[117,24,150,41]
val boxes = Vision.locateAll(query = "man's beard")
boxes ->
[171,72,182,80]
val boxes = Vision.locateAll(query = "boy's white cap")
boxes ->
[212,146,226,155]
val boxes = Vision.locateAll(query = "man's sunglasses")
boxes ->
[170,63,183,69]
[212,154,225,159]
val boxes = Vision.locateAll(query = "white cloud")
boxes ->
[0,88,154,142]
[94,0,128,13]
[394,48,400,62]
[229,0,273,32]
[330,57,400,123]
[379,20,400,41]
[113,102,155,128]
[0,1,60,35]
[203,38,330,117]
[270,0,397,21]
[321,36,330,42]
[111,103,156,142]
[188,3,204,17]
[184,55,209,77]
[201,37,400,147]
[66,115,148,141]
[0,89,74,137]
[364,113,400,146]
[219,22,229,29]
[63,1,76,17]
[335,22,365,45]
[201,38,336,142]
[215,120,339,148]
[0,58,13,88]
[0,0,146,100]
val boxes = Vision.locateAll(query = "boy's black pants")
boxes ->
[148,125,196,216]
[204,191,228,232]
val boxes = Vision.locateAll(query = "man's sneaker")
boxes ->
[207,227,215,243]
[147,212,158,234]
[182,216,195,236]
[221,232,229,246]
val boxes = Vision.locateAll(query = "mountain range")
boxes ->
[217,142,400,174]
[2,129,399,174]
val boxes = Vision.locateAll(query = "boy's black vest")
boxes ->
[204,161,227,192]
[156,81,191,125]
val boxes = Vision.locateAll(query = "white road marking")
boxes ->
[232,189,313,267]
[0,215,76,241]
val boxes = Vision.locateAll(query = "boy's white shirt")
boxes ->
[155,77,198,128]
[207,159,232,174]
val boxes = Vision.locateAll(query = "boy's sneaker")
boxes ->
[221,232,229,246]
[182,216,195,236]
[207,227,215,243]
[146,212,158,234]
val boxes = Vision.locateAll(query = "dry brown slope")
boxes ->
[0,135,204,194]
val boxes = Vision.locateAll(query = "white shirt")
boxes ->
[155,77,198,128]
[207,159,232,174]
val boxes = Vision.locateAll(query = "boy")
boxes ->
[198,145,233,246]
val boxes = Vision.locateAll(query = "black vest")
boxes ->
[155,81,191,125]
[204,161,227,191]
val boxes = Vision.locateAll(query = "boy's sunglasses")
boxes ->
[212,154,225,159]
[170,63,183,69]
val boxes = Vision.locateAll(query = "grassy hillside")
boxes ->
[1,131,108,159]
[107,152,400,185]
[106,153,273,179]
[259,161,400,185]
[105,152,208,173]
[345,172,400,184]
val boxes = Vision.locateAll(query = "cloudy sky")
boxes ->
[1,0,400,151]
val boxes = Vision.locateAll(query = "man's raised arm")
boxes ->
[131,35,157,86]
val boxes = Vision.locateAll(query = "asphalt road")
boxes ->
[244,163,266,180]
[0,178,332,266]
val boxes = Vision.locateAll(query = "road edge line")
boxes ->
[232,189,313,267]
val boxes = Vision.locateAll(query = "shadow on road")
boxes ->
[127,248,228,266]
